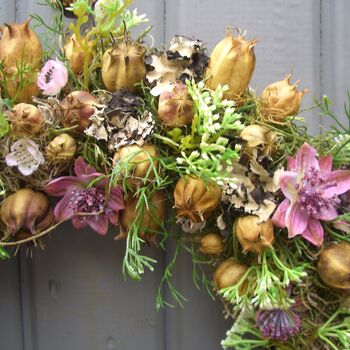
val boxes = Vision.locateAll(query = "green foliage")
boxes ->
[220,249,308,311]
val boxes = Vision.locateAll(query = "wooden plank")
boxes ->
[21,224,165,350]
[165,0,321,134]
[0,257,24,350]
[0,0,16,23]
[321,0,350,127]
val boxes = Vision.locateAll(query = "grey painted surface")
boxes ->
[0,0,350,349]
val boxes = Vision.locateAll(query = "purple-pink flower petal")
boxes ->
[53,193,75,221]
[37,59,68,95]
[45,177,84,197]
[74,156,100,177]
[71,216,88,230]
[108,187,125,211]
[272,199,290,228]
[320,170,350,197]
[279,171,298,202]
[301,218,324,246]
[87,215,109,235]
[315,205,338,221]
[319,155,333,175]
[295,143,319,177]
[286,202,309,237]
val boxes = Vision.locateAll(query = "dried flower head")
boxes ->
[37,59,68,96]
[5,139,44,176]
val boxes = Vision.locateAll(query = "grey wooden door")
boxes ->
[0,1,349,349]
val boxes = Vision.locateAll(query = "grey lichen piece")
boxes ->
[146,36,209,96]
[108,111,155,151]
[84,90,155,151]
[221,158,280,223]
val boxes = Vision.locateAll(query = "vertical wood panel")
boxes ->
[24,225,165,350]
[321,0,350,127]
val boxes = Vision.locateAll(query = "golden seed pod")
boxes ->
[317,242,350,291]
[240,124,276,156]
[0,18,42,68]
[46,133,77,162]
[113,143,158,185]
[236,216,274,254]
[0,19,42,103]
[8,103,44,137]
[174,176,221,223]
[158,82,194,128]
[0,189,54,238]
[59,91,98,132]
[199,233,224,255]
[2,63,40,103]
[214,259,248,290]
[205,28,257,100]
[102,41,146,93]
[117,191,165,244]
[64,34,87,75]
[260,73,308,121]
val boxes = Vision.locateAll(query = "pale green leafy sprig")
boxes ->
[120,9,148,32]
[219,249,308,311]
[221,309,269,350]
[317,309,350,350]
[175,80,243,181]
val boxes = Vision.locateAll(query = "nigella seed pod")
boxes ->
[174,176,221,223]
[59,91,98,132]
[8,103,44,137]
[236,216,274,254]
[260,74,308,121]
[46,133,77,162]
[0,18,42,102]
[158,82,194,128]
[240,124,276,156]
[102,41,146,93]
[214,259,248,290]
[205,28,257,100]
[0,18,42,68]
[199,233,224,255]
[117,191,165,244]
[113,143,158,186]
[64,34,87,75]
[317,242,350,291]
[0,189,54,238]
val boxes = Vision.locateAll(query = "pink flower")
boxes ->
[37,59,68,95]
[272,143,350,246]
[45,157,124,235]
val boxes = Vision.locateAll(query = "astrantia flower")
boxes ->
[45,157,124,235]
[5,139,44,176]
[256,307,301,342]
[272,143,350,246]
[37,59,68,95]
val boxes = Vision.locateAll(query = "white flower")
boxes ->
[5,139,44,176]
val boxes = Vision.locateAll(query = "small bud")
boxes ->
[174,176,221,223]
[317,242,350,291]
[205,28,257,100]
[46,133,77,162]
[236,216,274,254]
[214,259,248,290]
[260,74,308,121]
[158,82,194,128]
[199,233,224,255]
